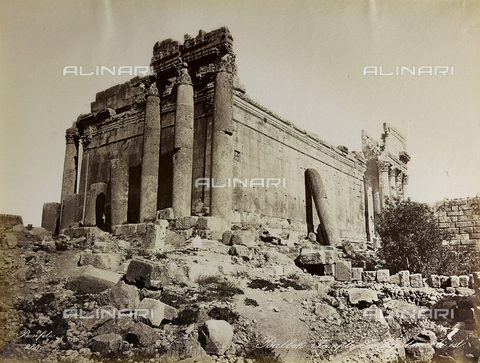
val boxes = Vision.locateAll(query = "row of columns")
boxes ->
[59,56,236,229]
[377,160,409,209]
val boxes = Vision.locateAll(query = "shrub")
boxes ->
[375,197,451,275]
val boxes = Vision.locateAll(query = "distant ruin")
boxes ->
[42,27,410,246]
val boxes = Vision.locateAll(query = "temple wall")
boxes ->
[231,94,368,241]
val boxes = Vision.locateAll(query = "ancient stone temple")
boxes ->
[42,27,410,246]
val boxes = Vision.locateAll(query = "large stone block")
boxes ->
[91,333,123,354]
[405,343,434,362]
[41,202,61,234]
[459,275,469,287]
[126,258,164,288]
[398,270,410,287]
[410,273,423,288]
[324,263,335,277]
[297,250,326,265]
[96,281,140,309]
[66,266,123,294]
[79,252,121,271]
[199,320,234,355]
[335,260,351,281]
[449,275,460,288]
[376,269,390,283]
[352,267,363,281]
[142,221,168,250]
[347,288,378,306]
[157,208,175,220]
[362,271,376,282]
[429,275,441,288]
[0,214,23,229]
[389,274,400,285]
[222,230,233,245]
[137,298,177,327]
[175,216,199,230]
[4,233,17,249]
[231,228,256,247]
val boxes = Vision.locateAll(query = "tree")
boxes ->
[375,197,450,276]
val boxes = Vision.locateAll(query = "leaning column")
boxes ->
[210,53,236,223]
[172,63,194,218]
[139,82,161,222]
[377,160,390,210]
[60,126,79,203]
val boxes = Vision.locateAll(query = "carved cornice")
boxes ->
[399,151,411,164]
[80,125,97,150]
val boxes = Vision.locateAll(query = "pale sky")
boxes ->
[1,0,479,225]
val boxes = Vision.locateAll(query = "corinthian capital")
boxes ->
[65,127,78,145]
[215,52,237,74]
[377,160,390,172]
[176,62,192,85]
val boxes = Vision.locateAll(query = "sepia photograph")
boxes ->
[1,1,479,362]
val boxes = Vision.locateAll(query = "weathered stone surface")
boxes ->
[314,303,342,323]
[12,224,26,233]
[96,281,140,309]
[398,270,410,287]
[165,229,186,246]
[229,245,252,261]
[125,258,163,288]
[324,263,335,277]
[90,333,123,354]
[114,224,129,236]
[130,322,160,347]
[459,275,469,287]
[298,249,326,265]
[449,275,460,288]
[389,274,400,285]
[60,194,81,230]
[317,276,335,285]
[14,266,32,281]
[0,214,23,228]
[79,252,121,271]
[231,228,256,247]
[376,269,390,283]
[66,266,123,294]
[429,275,440,288]
[305,168,341,246]
[166,335,209,361]
[416,330,437,345]
[410,273,423,288]
[41,202,61,234]
[30,227,52,239]
[143,220,168,250]
[199,320,233,355]
[472,271,480,288]
[175,216,198,230]
[405,343,434,362]
[347,288,378,307]
[197,217,227,240]
[362,271,376,282]
[137,298,177,327]
[92,241,114,253]
[222,230,233,245]
[157,208,175,220]
[352,267,363,281]
[110,159,128,227]
[4,233,17,249]
[335,261,351,281]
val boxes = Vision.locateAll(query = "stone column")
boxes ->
[305,168,341,246]
[110,158,129,227]
[60,127,79,203]
[139,82,161,222]
[402,175,409,200]
[210,53,236,222]
[377,161,390,210]
[172,63,194,218]
[389,167,397,198]
[395,171,403,200]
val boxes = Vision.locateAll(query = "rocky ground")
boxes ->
[0,221,478,363]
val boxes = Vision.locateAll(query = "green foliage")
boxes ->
[375,197,451,275]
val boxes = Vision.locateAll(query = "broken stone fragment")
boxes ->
[389,274,400,285]
[142,220,168,250]
[95,281,140,309]
[458,275,469,287]
[376,269,390,283]
[404,343,434,362]
[429,274,441,288]
[449,275,460,288]
[125,258,164,289]
[157,207,175,220]
[222,230,233,245]
[137,298,177,327]
[347,288,378,307]
[335,260,352,281]
[199,319,233,355]
[362,271,376,282]
[175,216,199,230]
[4,233,17,249]
[410,273,423,288]
[398,270,410,287]
[90,333,123,354]
[231,228,256,247]
[66,265,123,294]
[79,252,121,271]
[352,267,363,281]
[229,245,252,261]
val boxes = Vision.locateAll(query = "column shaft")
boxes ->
[139,86,161,222]
[172,75,194,218]
[389,168,397,198]
[210,66,235,222]
[378,161,390,210]
[110,158,129,227]
[60,129,78,203]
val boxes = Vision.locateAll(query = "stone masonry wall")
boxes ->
[232,93,368,242]
[433,196,480,246]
